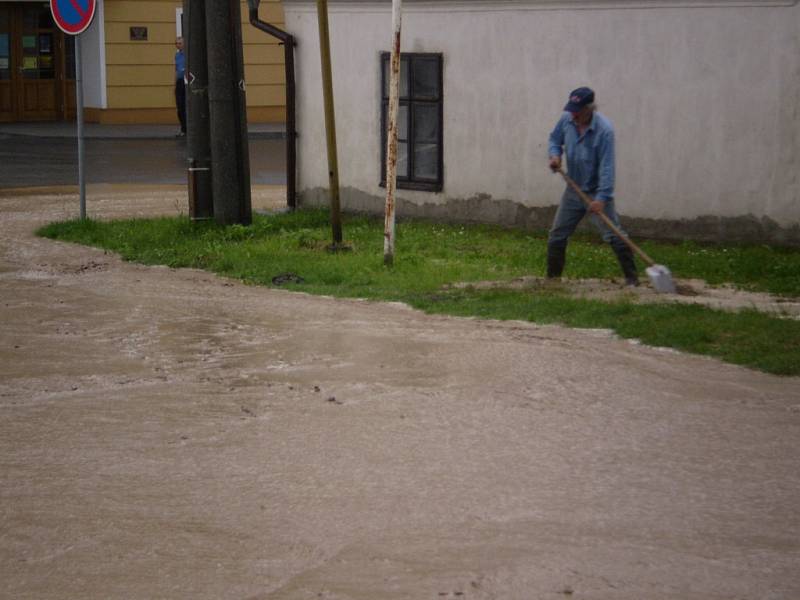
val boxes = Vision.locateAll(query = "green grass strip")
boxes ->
[37,209,800,376]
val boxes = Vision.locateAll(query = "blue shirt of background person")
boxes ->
[175,43,185,80]
[174,37,187,136]
[548,109,615,203]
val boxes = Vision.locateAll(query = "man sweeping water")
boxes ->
[546,87,639,286]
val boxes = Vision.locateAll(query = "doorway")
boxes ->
[0,2,75,122]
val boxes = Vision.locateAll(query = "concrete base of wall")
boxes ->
[299,187,800,248]
[84,106,286,124]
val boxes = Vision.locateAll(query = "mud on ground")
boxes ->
[2,187,799,599]
[450,276,800,319]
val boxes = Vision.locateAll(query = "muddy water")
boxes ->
[2,187,799,599]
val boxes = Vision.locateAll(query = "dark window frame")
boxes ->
[380,52,443,192]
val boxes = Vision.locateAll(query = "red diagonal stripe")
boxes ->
[67,0,88,20]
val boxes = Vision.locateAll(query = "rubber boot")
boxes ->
[612,243,639,286]
[546,241,567,279]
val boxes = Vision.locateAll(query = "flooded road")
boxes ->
[1,188,799,599]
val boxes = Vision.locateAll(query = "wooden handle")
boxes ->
[556,168,656,267]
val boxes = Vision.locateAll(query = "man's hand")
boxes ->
[549,156,562,173]
[588,199,604,214]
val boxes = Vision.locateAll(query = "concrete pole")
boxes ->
[205,0,252,225]
[383,0,402,266]
[315,0,342,245]
[184,0,213,220]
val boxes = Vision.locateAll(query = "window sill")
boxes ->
[379,180,443,193]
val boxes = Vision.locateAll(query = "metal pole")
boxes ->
[247,1,297,210]
[383,0,402,266]
[75,33,86,220]
[284,37,297,210]
[316,0,342,245]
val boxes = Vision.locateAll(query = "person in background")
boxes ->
[546,86,638,286]
[174,36,187,137]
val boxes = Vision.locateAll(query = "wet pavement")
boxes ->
[1,188,800,598]
[0,124,286,188]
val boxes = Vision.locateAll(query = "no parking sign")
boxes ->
[50,0,96,35]
[50,0,96,220]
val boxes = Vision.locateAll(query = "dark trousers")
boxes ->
[175,78,187,133]
[547,187,638,283]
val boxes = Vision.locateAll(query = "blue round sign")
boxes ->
[50,0,96,35]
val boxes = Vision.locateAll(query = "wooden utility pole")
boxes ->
[185,0,213,220]
[205,0,252,225]
[316,0,343,245]
[383,0,402,266]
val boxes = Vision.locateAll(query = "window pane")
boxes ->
[382,103,408,143]
[397,142,409,178]
[23,5,53,30]
[39,33,54,79]
[413,58,439,99]
[414,143,438,180]
[383,56,409,99]
[38,8,54,29]
[413,103,438,143]
[23,7,37,30]
[397,104,408,141]
[22,35,39,80]
[0,11,9,81]
[40,34,52,54]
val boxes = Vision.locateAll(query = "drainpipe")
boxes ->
[247,0,297,210]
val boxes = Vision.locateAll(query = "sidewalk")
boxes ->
[0,121,285,140]
[0,122,287,188]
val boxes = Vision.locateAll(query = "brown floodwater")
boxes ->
[1,187,799,599]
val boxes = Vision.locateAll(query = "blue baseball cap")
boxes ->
[564,87,595,112]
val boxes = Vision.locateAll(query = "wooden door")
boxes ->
[0,4,12,121]
[19,3,58,120]
[0,3,73,122]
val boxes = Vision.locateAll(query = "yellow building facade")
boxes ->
[0,0,286,124]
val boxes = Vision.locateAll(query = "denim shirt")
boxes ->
[175,50,185,80]
[548,111,615,202]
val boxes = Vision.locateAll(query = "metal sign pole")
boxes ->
[75,33,86,219]
[49,0,96,220]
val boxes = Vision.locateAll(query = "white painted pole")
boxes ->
[75,33,86,220]
[383,0,401,266]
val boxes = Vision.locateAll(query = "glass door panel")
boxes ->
[20,3,57,119]
[22,5,55,80]
[0,5,11,121]
[0,8,10,80]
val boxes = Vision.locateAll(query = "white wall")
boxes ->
[284,0,800,237]
[79,0,107,109]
